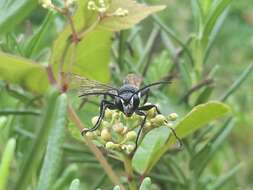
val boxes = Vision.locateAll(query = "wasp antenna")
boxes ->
[78,92,122,98]
[138,80,171,93]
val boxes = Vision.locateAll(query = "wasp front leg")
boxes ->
[81,100,116,135]
[138,104,161,114]
[133,110,147,153]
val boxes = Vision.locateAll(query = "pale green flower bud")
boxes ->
[146,105,157,118]
[87,1,97,10]
[102,121,110,128]
[93,130,100,136]
[168,113,178,121]
[144,121,151,128]
[112,122,124,133]
[66,0,76,6]
[113,8,129,17]
[126,131,137,141]
[41,0,53,8]
[112,112,120,120]
[101,128,111,141]
[91,116,99,126]
[86,131,95,139]
[126,144,135,153]
[105,141,117,150]
[105,109,113,119]
[121,126,128,135]
[151,114,166,126]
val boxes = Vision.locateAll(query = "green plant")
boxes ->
[0,0,252,189]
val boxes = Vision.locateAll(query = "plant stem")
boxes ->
[123,155,137,190]
[67,104,125,189]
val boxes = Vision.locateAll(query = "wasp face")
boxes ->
[119,94,140,117]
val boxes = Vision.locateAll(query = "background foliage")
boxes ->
[0,0,252,189]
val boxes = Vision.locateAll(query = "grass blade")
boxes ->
[201,0,233,48]
[220,63,253,101]
[152,15,194,66]
[191,0,204,32]
[37,94,68,190]
[0,109,40,116]
[140,177,152,190]
[14,88,59,190]
[0,138,16,190]
[52,164,78,190]
[68,179,80,190]
[137,26,160,69]
[189,118,235,176]
[208,163,243,190]
[24,11,55,58]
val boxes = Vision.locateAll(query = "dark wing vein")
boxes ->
[69,74,118,96]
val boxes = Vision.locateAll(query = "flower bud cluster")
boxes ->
[84,104,178,155]
[40,0,76,10]
[41,0,53,9]
[87,0,109,13]
[87,0,128,17]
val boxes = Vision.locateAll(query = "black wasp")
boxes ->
[69,74,181,150]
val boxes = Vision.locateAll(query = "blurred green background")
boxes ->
[0,0,253,189]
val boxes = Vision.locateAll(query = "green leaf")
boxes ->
[0,52,49,93]
[0,138,16,190]
[0,109,40,116]
[191,0,204,31]
[133,101,231,174]
[189,118,235,176]
[132,127,171,174]
[0,0,38,35]
[220,63,253,102]
[174,101,231,138]
[52,164,78,190]
[152,15,194,66]
[37,94,68,190]
[139,177,152,190]
[113,185,121,190]
[208,163,243,190]
[24,11,56,58]
[201,0,232,48]
[68,179,80,190]
[98,0,166,31]
[194,86,214,105]
[203,8,229,63]
[50,0,112,82]
[14,88,59,190]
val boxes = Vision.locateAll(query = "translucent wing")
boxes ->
[66,73,118,97]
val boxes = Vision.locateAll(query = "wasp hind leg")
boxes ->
[81,100,116,135]
[132,110,147,154]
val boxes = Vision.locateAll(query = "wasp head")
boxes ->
[117,94,140,117]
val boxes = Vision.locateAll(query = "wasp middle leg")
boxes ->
[81,100,116,135]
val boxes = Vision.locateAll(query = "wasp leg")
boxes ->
[138,104,183,149]
[167,126,183,149]
[138,104,161,114]
[133,110,147,153]
[81,100,116,135]
[141,88,150,105]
